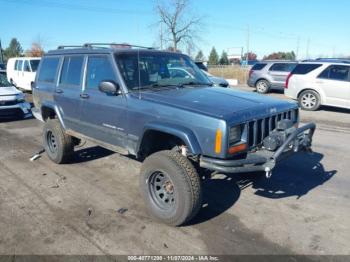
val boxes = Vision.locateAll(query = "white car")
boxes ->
[0,73,31,119]
[7,57,41,91]
[285,59,350,111]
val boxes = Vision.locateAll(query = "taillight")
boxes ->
[285,73,292,89]
[249,70,253,78]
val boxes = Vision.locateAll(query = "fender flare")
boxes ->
[40,102,66,130]
[138,122,202,155]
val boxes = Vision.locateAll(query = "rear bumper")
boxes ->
[200,122,316,174]
[0,102,32,118]
[247,79,255,87]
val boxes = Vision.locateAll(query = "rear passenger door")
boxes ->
[268,63,296,87]
[54,55,85,132]
[23,60,32,90]
[317,65,350,107]
[79,54,127,148]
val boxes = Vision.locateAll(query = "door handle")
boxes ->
[55,88,64,94]
[80,93,89,99]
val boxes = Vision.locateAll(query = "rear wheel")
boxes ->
[140,150,202,226]
[255,80,270,94]
[298,90,321,111]
[43,119,74,164]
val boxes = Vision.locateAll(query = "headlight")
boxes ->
[16,94,25,102]
[229,126,241,145]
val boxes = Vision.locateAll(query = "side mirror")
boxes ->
[98,81,121,95]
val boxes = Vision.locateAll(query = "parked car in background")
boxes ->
[285,59,350,111]
[7,57,41,91]
[0,63,6,73]
[195,61,229,87]
[0,73,31,119]
[248,61,297,94]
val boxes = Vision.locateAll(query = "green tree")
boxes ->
[243,52,257,61]
[264,51,296,60]
[4,38,23,60]
[195,50,205,61]
[208,47,219,65]
[219,51,229,65]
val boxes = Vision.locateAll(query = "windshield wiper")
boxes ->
[134,83,181,91]
[180,81,213,87]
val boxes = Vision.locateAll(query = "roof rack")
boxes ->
[302,58,350,64]
[316,57,350,61]
[57,45,85,49]
[57,43,154,50]
[84,43,154,50]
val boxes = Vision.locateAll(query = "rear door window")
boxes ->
[59,56,84,86]
[269,63,296,72]
[24,61,31,72]
[30,60,40,72]
[318,65,350,81]
[37,57,60,83]
[292,64,322,75]
[251,63,267,70]
[16,60,23,71]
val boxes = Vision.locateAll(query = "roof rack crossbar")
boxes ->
[302,58,350,64]
[57,45,85,49]
[83,43,154,50]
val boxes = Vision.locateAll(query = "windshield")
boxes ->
[0,73,11,87]
[115,52,211,90]
[30,60,40,72]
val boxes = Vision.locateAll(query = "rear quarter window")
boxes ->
[269,63,297,72]
[38,57,60,83]
[292,64,322,75]
[251,63,267,70]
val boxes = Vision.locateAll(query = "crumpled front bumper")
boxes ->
[0,102,32,118]
[200,122,316,175]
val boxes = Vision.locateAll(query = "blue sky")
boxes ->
[1,0,349,59]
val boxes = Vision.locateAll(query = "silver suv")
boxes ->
[248,61,297,93]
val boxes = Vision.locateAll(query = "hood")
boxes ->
[136,87,297,120]
[0,86,22,100]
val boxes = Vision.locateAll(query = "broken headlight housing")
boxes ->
[229,126,242,145]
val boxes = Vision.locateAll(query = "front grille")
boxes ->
[247,109,298,148]
[0,108,23,117]
[0,100,18,106]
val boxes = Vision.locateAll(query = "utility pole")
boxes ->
[246,24,250,65]
[160,22,163,50]
[296,36,300,60]
[306,38,310,59]
[0,39,3,64]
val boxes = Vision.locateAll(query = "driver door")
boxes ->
[79,55,127,148]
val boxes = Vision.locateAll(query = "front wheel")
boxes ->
[255,80,270,94]
[298,90,321,111]
[140,150,202,226]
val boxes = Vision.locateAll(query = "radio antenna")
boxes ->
[137,49,141,99]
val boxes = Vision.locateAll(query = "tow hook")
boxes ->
[265,166,272,179]
[180,145,188,157]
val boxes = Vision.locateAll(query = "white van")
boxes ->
[7,57,41,91]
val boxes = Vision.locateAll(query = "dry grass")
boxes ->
[208,65,249,84]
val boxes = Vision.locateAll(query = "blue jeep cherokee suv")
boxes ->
[32,43,316,226]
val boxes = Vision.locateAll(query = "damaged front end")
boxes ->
[200,117,316,178]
